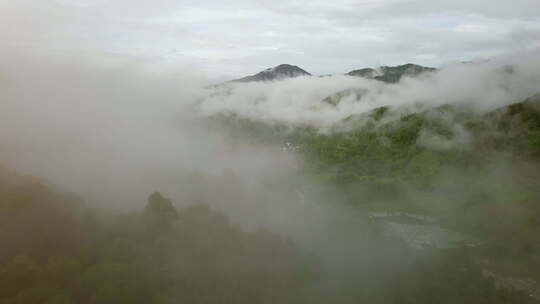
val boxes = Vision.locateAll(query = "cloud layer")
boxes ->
[199,50,540,128]
[2,0,539,78]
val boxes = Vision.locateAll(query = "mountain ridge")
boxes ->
[347,63,437,83]
[225,63,436,84]
[229,64,312,83]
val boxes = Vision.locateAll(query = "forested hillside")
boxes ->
[207,94,540,297]
[3,1,540,303]
[0,167,318,304]
[2,164,538,303]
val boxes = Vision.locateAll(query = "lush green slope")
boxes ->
[209,94,540,286]
[2,95,539,303]
[211,95,540,187]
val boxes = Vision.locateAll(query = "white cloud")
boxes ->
[199,49,540,127]
[1,0,539,77]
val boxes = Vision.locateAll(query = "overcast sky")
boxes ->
[1,0,540,79]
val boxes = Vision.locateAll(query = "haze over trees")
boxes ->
[1,66,540,301]
[1,162,538,304]
[1,4,540,301]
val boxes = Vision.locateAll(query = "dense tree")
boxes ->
[143,192,179,234]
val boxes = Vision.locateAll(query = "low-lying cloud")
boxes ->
[199,50,540,128]
[0,49,299,211]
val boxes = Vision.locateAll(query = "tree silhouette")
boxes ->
[143,192,179,234]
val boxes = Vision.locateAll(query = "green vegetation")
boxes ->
[1,166,537,303]
[209,95,540,291]
[2,95,540,303]
[0,168,317,304]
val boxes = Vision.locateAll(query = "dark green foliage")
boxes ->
[0,175,318,304]
[0,170,84,265]
[370,106,389,121]
[143,192,179,233]
[388,247,539,304]
[289,109,462,188]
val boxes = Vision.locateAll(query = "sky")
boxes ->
[1,0,540,80]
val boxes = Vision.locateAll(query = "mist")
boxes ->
[2,1,540,303]
[0,47,413,303]
[0,48,298,210]
[199,50,540,128]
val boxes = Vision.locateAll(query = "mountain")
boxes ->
[322,63,436,105]
[230,64,311,83]
[347,63,436,83]
[347,68,379,78]
[219,63,434,85]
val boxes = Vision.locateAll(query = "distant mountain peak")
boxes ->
[230,64,311,83]
[347,63,436,83]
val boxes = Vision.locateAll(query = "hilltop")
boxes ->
[225,63,435,84]
[228,64,311,83]
[347,63,437,83]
